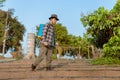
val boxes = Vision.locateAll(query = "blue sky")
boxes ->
[2,0,116,53]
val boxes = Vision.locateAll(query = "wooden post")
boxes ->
[91,45,95,58]
[77,46,81,60]
[88,46,90,59]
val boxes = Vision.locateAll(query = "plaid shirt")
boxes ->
[41,23,55,47]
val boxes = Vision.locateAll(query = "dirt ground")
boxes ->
[0,59,120,80]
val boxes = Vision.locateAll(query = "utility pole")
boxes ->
[2,9,9,57]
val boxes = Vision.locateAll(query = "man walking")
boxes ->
[32,14,59,71]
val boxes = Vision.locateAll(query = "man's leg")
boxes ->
[32,46,47,71]
[46,48,53,70]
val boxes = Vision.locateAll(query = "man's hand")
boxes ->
[43,42,48,46]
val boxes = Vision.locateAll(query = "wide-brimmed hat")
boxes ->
[49,14,59,21]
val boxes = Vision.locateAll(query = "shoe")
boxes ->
[31,64,36,71]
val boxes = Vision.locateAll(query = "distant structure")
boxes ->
[24,33,35,59]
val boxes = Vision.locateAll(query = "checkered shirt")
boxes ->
[41,23,55,47]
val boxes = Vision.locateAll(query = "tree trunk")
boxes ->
[87,46,90,59]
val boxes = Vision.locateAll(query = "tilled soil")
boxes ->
[0,59,120,80]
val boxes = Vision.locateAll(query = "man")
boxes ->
[32,14,59,71]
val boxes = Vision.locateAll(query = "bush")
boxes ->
[91,57,120,65]
[103,27,120,58]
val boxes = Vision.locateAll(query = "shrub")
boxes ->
[91,57,120,65]
[103,27,120,58]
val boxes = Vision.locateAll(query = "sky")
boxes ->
[2,0,116,53]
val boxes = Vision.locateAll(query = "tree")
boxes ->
[0,10,26,53]
[103,0,120,59]
[112,0,120,13]
[81,6,120,48]
[54,23,68,45]
[81,0,120,62]
[103,27,120,58]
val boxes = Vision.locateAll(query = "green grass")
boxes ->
[91,57,120,65]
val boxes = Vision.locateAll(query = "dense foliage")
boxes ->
[0,10,26,53]
[81,0,120,64]
[81,0,120,48]
[103,27,120,58]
